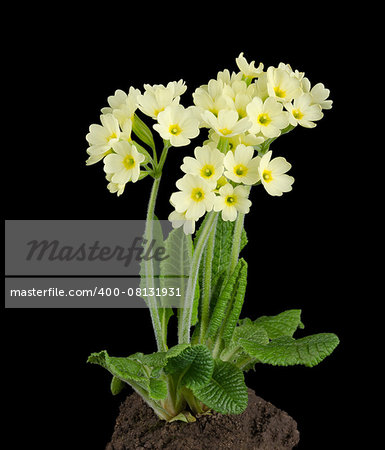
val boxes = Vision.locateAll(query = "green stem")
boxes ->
[130,380,174,421]
[235,355,256,371]
[199,214,218,343]
[258,124,295,156]
[182,387,206,415]
[143,142,170,352]
[144,176,165,352]
[156,140,171,176]
[220,344,241,362]
[227,185,251,276]
[212,334,223,359]
[228,212,245,276]
[178,211,218,344]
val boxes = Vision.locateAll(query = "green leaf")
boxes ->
[132,113,155,151]
[88,349,174,401]
[165,345,214,390]
[160,227,192,308]
[165,343,190,359]
[207,259,245,342]
[221,259,248,346]
[233,322,270,345]
[212,217,247,283]
[168,411,196,423]
[110,376,126,395]
[160,227,194,338]
[239,333,340,367]
[87,350,148,383]
[195,216,246,292]
[205,217,247,317]
[253,309,304,339]
[149,378,168,400]
[192,360,248,415]
[221,322,269,363]
[128,351,168,377]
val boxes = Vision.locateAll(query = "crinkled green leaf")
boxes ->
[149,378,168,400]
[110,376,126,395]
[239,333,339,367]
[221,322,269,362]
[128,351,168,377]
[211,217,247,280]
[195,215,247,314]
[160,227,192,330]
[165,345,214,390]
[207,259,245,341]
[87,350,148,383]
[253,309,304,339]
[233,323,270,345]
[138,351,167,368]
[221,259,248,345]
[192,360,248,415]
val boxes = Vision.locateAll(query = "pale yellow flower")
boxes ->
[223,144,261,185]
[213,184,251,221]
[258,151,294,196]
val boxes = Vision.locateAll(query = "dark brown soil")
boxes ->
[106,389,299,449]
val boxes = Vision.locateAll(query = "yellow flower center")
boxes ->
[234,164,248,177]
[218,128,233,136]
[191,187,205,202]
[107,132,118,141]
[257,113,271,126]
[200,164,215,179]
[154,107,165,117]
[209,107,219,116]
[274,86,286,98]
[262,169,273,183]
[292,109,304,120]
[123,154,136,170]
[169,124,182,135]
[225,195,237,206]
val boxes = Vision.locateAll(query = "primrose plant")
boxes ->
[86,53,339,422]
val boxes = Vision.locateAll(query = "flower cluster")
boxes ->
[85,52,331,232]
[85,81,200,196]
[168,53,332,233]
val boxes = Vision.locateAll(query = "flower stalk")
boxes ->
[199,213,218,343]
[178,211,218,344]
[143,140,171,352]
[143,175,166,352]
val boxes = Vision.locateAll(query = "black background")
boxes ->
[4,6,362,450]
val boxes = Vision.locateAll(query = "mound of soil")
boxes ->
[105,389,299,449]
